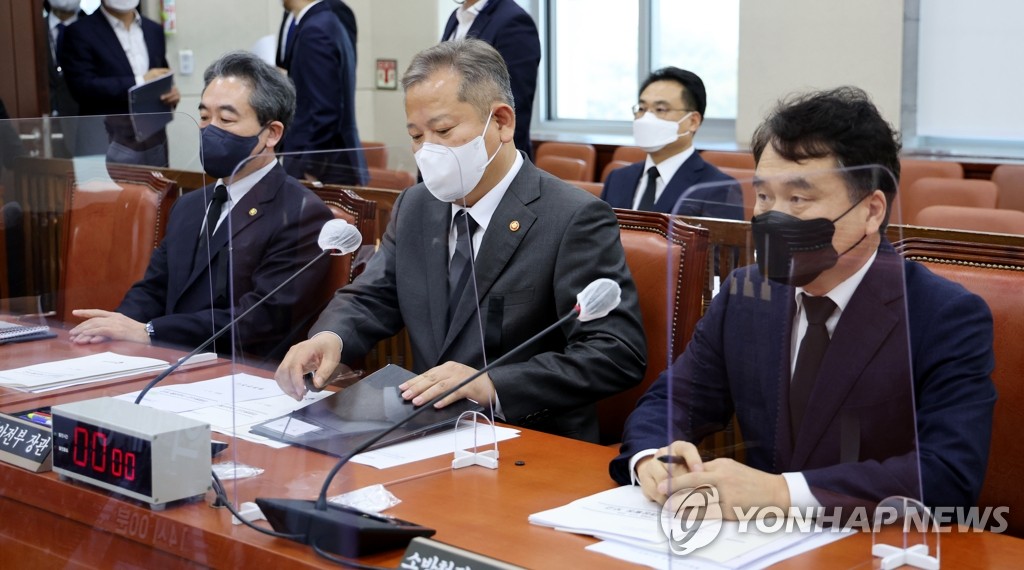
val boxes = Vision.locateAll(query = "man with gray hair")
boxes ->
[70,51,332,361]
[276,39,646,442]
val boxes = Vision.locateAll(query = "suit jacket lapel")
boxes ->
[96,15,134,76]
[790,247,906,469]
[423,197,452,359]
[654,152,705,213]
[440,158,539,356]
[467,0,497,37]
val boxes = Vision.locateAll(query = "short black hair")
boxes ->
[639,67,706,118]
[203,51,296,131]
[751,86,902,226]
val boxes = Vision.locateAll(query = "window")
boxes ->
[547,0,739,129]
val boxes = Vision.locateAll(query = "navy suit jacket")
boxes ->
[610,243,996,509]
[117,163,333,360]
[311,157,647,442]
[442,0,540,159]
[281,1,367,186]
[601,152,743,219]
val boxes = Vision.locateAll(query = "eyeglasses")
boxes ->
[631,103,692,120]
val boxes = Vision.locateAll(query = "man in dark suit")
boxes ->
[602,67,742,219]
[610,87,996,515]
[276,0,357,68]
[60,0,179,166]
[278,0,367,186]
[276,39,646,443]
[44,0,85,157]
[69,51,332,361]
[442,0,540,160]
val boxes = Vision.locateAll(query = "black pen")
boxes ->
[657,455,691,464]
[304,369,364,393]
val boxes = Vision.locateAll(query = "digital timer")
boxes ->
[51,397,211,510]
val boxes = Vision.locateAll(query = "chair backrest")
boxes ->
[536,155,587,182]
[601,159,633,182]
[700,150,755,170]
[535,142,597,182]
[898,158,964,196]
[902,178,998,225]
[895,237,1024,537]
[597,209,710,444]
[991,164,1024,213]
[307,184,377,292]
[366,167,415,190]
[574,181,603,198]
[361,141,388,169]
[57,166,178,324]
[915,205,1024,235]
[612,146,647,163]
[718,166,756,217]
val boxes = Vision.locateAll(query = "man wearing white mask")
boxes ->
[61,0,180,166]
[275,39,646,443]
[602,67,742,219]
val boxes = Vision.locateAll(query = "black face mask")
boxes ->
[751,199,866,287]
[200,124,267,180]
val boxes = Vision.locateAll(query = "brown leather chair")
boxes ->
[306,184,378,286]
[597,209,710,444]
[361,141,388,169]
[915,205,1024,235]
[536,155,588,182]
[367,167,415,190]
[895,237,1024,537]
[701,150,755,170]
[535,142,597,182]
[902,178,998,226]
[612,146,647,164]
[601,159,633,183]
[898,158,964,196]
[991,164,1024,213]
[57,167,178,324]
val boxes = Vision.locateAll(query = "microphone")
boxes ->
[133,219,362,404]
[255,278,623,558]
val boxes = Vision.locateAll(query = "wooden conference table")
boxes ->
[1,334,1022,568]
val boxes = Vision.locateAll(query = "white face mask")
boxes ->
[50,0,82,12]
[632,111,694,153]
[105,0,140,13]
[414,112,501,203]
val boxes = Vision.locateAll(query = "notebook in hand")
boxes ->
[128,72,174,142]
[251,364,485,457]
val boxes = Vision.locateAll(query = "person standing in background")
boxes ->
[278,0,367,186]
[60,0,180,167]
[44,0,85,158]
[442,0,540,160]
[276,0,357,69]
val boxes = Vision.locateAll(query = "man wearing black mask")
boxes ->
[611,87,995,520]
[69,51,331,361]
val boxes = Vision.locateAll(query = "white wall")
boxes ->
[736,0,904,145]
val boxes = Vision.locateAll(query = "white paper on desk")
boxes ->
[180,390,330,448]
[116,373,285,413]
[30,352,218,393]
[586,527,855,569]
[350,424,520,469]
[529,485,665,545]
[0,351,168,390]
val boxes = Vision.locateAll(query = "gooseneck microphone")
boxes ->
[255,278,623,558]
[134,219,363,405]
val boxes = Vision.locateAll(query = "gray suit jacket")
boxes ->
[311,157,647,441]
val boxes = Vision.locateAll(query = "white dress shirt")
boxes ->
[205,160,277,235]
[449,0,489,40]
[279,0,323,60]
[631,146,695,210]
[100,6,149,85]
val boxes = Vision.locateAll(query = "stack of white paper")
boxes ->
[529,486,854,569]
[0,352,171,392]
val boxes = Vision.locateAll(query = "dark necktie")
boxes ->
[195,184,228,267]
[637,165,660,211]
[284,18,299,55]
[790,293,837,438]
[55,23,66,67]
[448,210,479,326]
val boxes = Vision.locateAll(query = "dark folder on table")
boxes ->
[128,73,174,142]
[251,364,484,457]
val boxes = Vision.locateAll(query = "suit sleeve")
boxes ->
[803,284,996,508]
[488,197,647,425]
[143,193,333,352]
[116,199,184,322]
[309,190,408,362]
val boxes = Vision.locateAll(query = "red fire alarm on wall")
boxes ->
[376,59,398,90]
